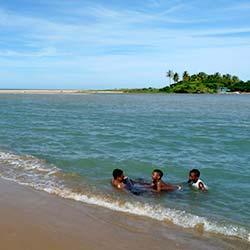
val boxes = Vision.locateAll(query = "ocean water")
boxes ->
[0,93,249,241]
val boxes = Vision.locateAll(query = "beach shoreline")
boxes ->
[0,176,249,250]
[1,89,249,95]
[0,89,124,94]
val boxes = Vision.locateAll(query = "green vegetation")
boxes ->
[160,70,250,93]
[166,70,174,85]
[120,71,250,94]
[122,87,160,93]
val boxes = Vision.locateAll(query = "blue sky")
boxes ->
[0,0,250,89]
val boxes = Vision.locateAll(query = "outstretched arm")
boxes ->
[198,182,208,192]
[165,184,180,191]
[133,178,152,185]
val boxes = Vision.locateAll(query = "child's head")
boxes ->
[189,169,200,182]
[112,168,124,181]
[152,169,163,180]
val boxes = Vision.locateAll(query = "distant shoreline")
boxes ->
[0,89,124,94]
[0,89,249,94]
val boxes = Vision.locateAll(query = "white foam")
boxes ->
[28,184,250,242]
[0,150,249,242]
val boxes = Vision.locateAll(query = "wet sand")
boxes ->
[0,177,249,250]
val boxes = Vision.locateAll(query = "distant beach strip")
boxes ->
[0,89,124,94]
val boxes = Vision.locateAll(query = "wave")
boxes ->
[0,150,249,242]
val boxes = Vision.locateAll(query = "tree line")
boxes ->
[161,70,250,93]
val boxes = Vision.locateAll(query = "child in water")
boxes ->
[188,169,208,192]
[151,169,180,192]
[111,168,133,190]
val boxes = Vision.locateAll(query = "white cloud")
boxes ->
[0,1,249,88]
[0,47,57,58]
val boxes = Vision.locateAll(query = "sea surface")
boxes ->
[0,93,249,242]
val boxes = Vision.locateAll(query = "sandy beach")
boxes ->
[0,90,124,94]
[0,176,249,250]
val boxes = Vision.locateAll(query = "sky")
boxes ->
[0,0,250,89]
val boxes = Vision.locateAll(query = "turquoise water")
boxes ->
[0,93,249,241]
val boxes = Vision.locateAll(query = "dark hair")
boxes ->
[189,169,200,177]
[113,169,123,179]
[153,169,163,178]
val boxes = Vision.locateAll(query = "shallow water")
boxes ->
[0,93,249,241]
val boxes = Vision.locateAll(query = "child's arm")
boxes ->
[152,182,180,192]
[198,182,208,192]
[164,184,180,191]
[112,180,124,189]
[133,178,151,185]
[116,183,124,189]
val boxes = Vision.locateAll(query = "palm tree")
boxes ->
[173,72,179,83]
[223,74,232,81]
[166,70,174,84]
[197,72,207,82]
[214,72,221,81]
[182,71,190,82]
[232,75,239,83]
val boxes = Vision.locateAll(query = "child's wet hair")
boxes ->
[189,169,200,177]
[113,168,123,179]
[153,169,163,178]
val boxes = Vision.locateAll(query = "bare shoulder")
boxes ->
[198,181,208,192]
[112,179,123,189]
